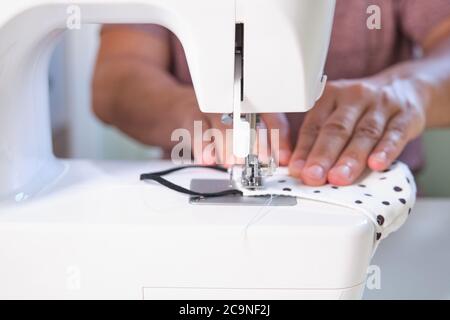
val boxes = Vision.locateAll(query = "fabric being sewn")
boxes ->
[234,162,416,241]
[140,162,416,242]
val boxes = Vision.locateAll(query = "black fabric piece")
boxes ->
[140,165,243,198]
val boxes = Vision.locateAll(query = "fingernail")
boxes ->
[372,151,387,164]
[292,159,305,171]
[278,150,292,164]
[331,165,352,180]
[304,165,325,180]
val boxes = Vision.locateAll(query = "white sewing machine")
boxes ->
[0,0,376,299]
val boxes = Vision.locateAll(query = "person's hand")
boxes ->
[192,112,292,167]
[288,78,427,186]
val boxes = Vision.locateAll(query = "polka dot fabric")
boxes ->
[236,162,416,241]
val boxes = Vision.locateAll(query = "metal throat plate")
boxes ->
[189,179,297,206]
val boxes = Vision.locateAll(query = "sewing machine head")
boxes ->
[0,0,334,199]
[0,2,383,301]
[225,0,336,189]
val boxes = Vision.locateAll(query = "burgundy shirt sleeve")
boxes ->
[399,0,450,47]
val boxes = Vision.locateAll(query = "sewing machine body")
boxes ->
[0,0,379,300]
[0,0,335,197]
[0,160,375,300]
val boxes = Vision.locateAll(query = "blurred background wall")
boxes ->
[48,26,450,197]
[417,130,450,197]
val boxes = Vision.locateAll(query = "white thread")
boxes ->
[242,194,275,243]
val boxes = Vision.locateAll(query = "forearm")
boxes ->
[371,38,450,129]
[93,56,200,150]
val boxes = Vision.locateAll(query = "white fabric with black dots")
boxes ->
[236,162,416,241]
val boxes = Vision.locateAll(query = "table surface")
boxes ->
[364,198,450,300]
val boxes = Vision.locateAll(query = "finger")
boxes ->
[255,118,282,167]
[194,115,221,165]
[300,104,367,186]
[288,114,323,178]
[201,130,217,165]
[289,85,337,177]
[260,113,291,166]
[207,115,229,165]
[328,108,391,185]
[223,127,237,167]
[368,113,412,171]
[209,115,243,167]
[189,115,210,164]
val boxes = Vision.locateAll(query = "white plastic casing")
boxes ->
[237,0,335,114]
[0,0,335,198]
[0,161,375,300]
[1,0,235,198]
[0,2,362,300]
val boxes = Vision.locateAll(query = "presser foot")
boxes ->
[188,179,297,206]
[240,155,277,190]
